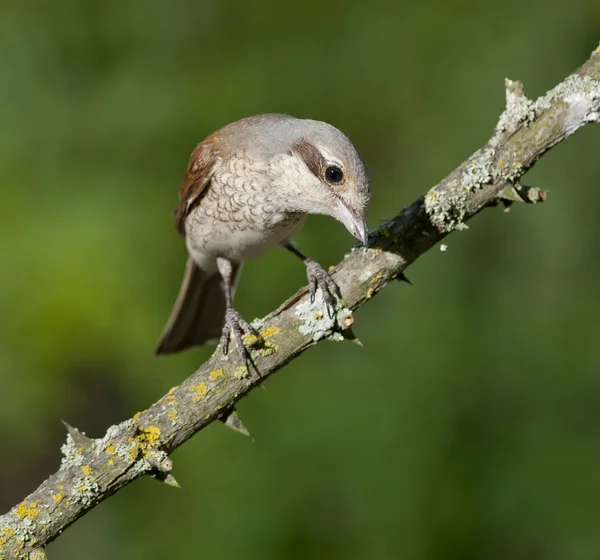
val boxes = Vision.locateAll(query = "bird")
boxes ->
[156,113,370,366]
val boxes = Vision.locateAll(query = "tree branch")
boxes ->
[2,45,599,560]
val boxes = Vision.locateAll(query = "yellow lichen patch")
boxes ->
[209,369,224,380]
[233,366,248,379]
[366,288,375,299]
[192,382,209,403]
[314,313,323,320]
[15,500,40,520]
[425,191,438,200]
[261,326,280,338]
[52,493,63,503]
[108,459,114,466]
[372,248,382,256]
[129,425,162,459]
[243,332,260,345]
[258,341,278,357]
[370,272,383,284]
[140,426,160,447]
[133,411,144,424]
[81,465,92,476]
[0,537,5,547]
[164,394,177,405]
[167,409,179,423]
[498,158,504,167]
[382,227,390,238]
[3,528,14,538]
[105,444,116,456]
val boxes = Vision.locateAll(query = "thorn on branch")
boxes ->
[221,409,254,440]
[395,272,413,285]
[339,325,363,346]
[61,420,94,448]
[151,472,181,488]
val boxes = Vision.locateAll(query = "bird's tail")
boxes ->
[155,256,242,355]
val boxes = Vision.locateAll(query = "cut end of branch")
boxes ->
[505,78,526,101]
[495,78,535,136]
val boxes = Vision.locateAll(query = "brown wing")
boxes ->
[175,137,219,235]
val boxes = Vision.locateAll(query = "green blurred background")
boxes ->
[1,0,599,558]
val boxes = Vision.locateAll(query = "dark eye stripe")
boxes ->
[291,139,327,180]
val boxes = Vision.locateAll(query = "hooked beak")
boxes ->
[335,198,368,246]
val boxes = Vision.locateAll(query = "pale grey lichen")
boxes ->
[535,74,600,111]
[91,419,136,461]
[532,74,600,139]
[60,434,85,468]
[560,75,600,133]
[424,188,469,233]
[495,78,535,136]
[425,140,501,232]
[8,516,35,545]
[250,317,265,331]
[71,476,99,507]
[294,289,352,341]
[461,153,494,192]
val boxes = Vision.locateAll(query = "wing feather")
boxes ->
[175,137,219,234]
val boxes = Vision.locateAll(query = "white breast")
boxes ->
[184,156,306,271]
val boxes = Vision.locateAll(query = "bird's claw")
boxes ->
[220,308,260,370]
[305,260,342,318]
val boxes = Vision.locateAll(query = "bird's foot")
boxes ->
[305,259,342,318]
[220,308,260,370]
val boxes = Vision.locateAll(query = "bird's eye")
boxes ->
[325,165,344,184]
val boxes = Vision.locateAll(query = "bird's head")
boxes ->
[287,121,370,245]
[281,118,370,245]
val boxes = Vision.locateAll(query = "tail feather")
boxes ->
[155,257,241,355]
